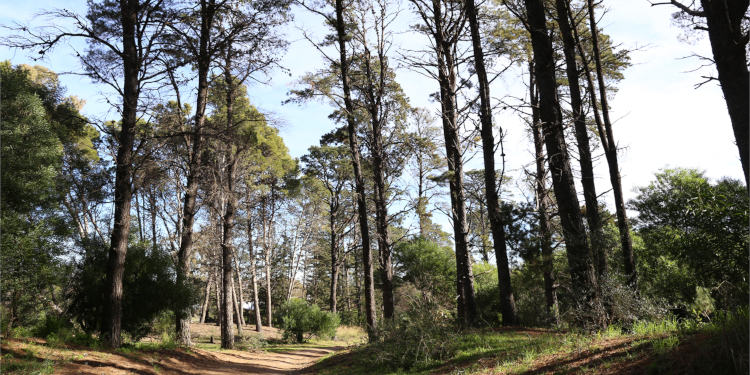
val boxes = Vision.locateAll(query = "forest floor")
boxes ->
[307,322,747,375]
[0,324,363,375]
[2,319,745,374]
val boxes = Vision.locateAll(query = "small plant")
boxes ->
[278,298,339,343]
[236,335,265,350]
[372,294,459,370]
[652,336,679,354]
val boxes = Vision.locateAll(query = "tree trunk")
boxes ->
[585,0,636,287]
[555,0,607,279]
[220,51,236,349]
[429,0,478,327]
[175,0,215,346]
[233,251,245,326]
[329,202,339,314]
[135,191,144,242]
[215,267,222,325]
[466,0,517,326]
[246,199,263,332]
[231,275,242,334]
[149,188,157,252]
[525,0,602,326]
[102,0,138,348]
[262,197,274,328]
[335,0,377,341]
[200,274,211,324]
[700,0,749,187]
[359,38,396,320]
[529,59,559,324]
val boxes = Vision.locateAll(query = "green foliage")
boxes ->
[68,239,197,341]
[394,238,456,307]
[373,295,458,370]
[278,298,339,343]
[0,61,98,332]
[472,262,501,325]
[631,168,749,309]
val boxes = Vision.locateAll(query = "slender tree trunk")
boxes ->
[214,266,221,325]
[359,39,395,320]
[101,0,139,348]
[529,59,559,324]
[466,0,517,325]
[372,120,395,321]
[135,191,144,242]
[700,0,749,187]
[233,251,245,326]
[149,188,157,252]
[231,275,242,334]
[525,0,602,326]
[220,51,236,349]
[429,0,478,327]
[175,0,215,346]
[585,0,635,287]
[335,0,376,341]
[555,0,607,278]
[329,201,339,314]
[262,197,274,328]
[246,198,262,332]
[200,274,211,323]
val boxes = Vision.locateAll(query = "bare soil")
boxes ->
[1,324,347,375]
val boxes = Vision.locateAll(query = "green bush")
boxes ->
[278,298,339,343]
[372,295,458,370]
[394,237,456,308]
[68,238,198,342]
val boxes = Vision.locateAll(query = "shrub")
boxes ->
[68,239,198,342]
[372,295,458,370]
[278,298,339,343]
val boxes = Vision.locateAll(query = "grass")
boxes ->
[309,310,749,375]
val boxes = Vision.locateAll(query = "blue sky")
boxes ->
[1,0,743,230]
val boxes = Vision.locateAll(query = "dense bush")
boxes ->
[394,237,456,307]
[278,298,339,342]
[631,169,749,309]
[373,295,458,370]
[68,238,197,341]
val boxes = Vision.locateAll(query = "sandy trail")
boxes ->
[2,337,343,375]
[53,346,344,375]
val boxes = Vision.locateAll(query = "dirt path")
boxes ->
[56,346,343,375]
[2,338,344,375]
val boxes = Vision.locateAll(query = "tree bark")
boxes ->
[233,249,245,327]
[525,0,602,325]
[335,0,377,341]
[427,0,478,327]
[215,267,221,325]
[200,274,211,324]
[529,59,559,324]
[175,0,215,346]
[555,0,607,278]
[101,0,139,349]
[585,0,636,287]
[148,187,157,252]
[465,0,517,325]
[329,200,339,314]
[246,197,263,332]
[220,50,236,349]
[700,0,750,187]
[231,274,242,334]
[261,195,275,328]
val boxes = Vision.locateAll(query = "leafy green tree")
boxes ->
[0,62,98,330]
[630,169,749,309]
[278,298,339,343]
[395,238,456,308]
[68,238,194,341]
